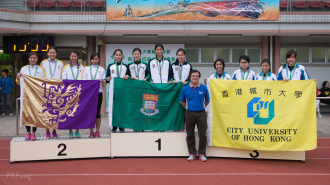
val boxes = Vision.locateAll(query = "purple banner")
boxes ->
[42,79,100,130]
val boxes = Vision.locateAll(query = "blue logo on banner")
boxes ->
[247,97,274,125]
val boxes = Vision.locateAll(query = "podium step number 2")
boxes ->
[10,135,111,163]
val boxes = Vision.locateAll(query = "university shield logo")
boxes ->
[247,97,274,125]
[140,93,159,116]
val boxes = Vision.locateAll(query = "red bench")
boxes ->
[309,1,325,8]
[40,1,56,8]
[280,1,293,8]
[324,1,330,7]
[56,1,73,8]
[293,1,310,8]
[88,1,105,8]
[23,0,41,8]
[72,1,88,7]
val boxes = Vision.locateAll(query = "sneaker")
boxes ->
[52,130,58,139]
[95,132,100,138]
[9,113,13,116]
[89,132,95,138]
[31,134,37,141]
[112,129,116,133]
[199,154,207,162]
[69,132,74,139]
[318,113,322,117]
[1,113,5,117]
[46,131,51,139]
[25,133,31,141]
[75,131,81,138]
[187,154,196,162]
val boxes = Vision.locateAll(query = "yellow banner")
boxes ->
[208,79,317,151]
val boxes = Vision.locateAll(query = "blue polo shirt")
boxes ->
[0,76,14,94]
[180,83,210,111]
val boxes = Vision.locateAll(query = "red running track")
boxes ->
[0,138,329,185]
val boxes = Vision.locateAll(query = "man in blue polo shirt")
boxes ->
[0,69,14,116]
[180,69,210,162]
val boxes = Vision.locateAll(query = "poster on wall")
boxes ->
[106,0,279,21]
[105,44,184,111]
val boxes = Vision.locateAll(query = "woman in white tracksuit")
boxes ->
[256,59,277,81]
[62,50,85,139]
[145,44,173,84]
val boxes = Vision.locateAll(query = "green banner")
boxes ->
[112,78,185,131]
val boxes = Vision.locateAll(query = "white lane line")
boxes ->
[1,173,330,177]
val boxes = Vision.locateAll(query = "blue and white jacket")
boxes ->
[256,71,277,81]
[209,71,232,80]
[277,63,309,80]
[232,68,256,80]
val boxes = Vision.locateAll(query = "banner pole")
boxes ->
[16,98,20,135]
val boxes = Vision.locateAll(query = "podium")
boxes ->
[110,132,305,162]
[10,135,110,163]
[10,132,305,163]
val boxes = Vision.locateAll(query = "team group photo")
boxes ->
[0,0,330,184]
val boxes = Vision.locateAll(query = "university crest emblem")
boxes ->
[140,93,159,116]
[42,82,81,125]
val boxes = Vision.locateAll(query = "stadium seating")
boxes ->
[40,1,57,8]
[56,1,73,8]
[309,1,325,8]
[293,1,310,8]
[88,1,105,8]
[280,1,293,8]
[24,0,41,8]
[21,1,330,10]
[72,1,88,7]
[324,1,330,7]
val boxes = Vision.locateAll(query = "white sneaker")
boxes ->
[187,154,196,162]
[199,154,207,162]
[9,113,13,116]
[1,113,5,117]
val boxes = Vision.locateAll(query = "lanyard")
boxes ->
[155,58,164,75]
[48,58,57,78]
[70,65,80,80]
[262,71,270,80]
[178,63,183,80]
[134,61,142,79]
[286,64,296,80]
[90,65,99,80]
[28,65,38,76]
[240,68,250,80]
[214,70,225,79]
[115,62,123,77]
